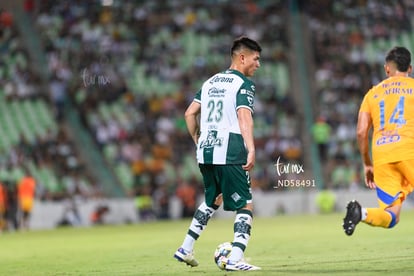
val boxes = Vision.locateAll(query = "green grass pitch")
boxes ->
[2,211,414,275]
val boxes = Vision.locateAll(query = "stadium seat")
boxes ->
[115,163,134,190]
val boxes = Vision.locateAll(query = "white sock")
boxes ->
[229,246,244,262]
[229,210,253,262]
[361,207,367,221]
[181,202,216,252]
[181,237,195,253]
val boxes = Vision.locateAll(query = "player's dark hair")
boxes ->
[231,36,262,57]
[385,46,411,72]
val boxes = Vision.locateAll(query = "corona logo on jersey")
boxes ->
[209,75,234,85]
[199,130,223,149]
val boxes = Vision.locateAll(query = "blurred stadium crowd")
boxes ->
[305,0,414,189]
[1,0,414,222]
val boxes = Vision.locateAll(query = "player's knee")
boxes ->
[386,210,399,228]
[388,219,398,228]
[238,203,254,214]
[214,194,223,206]
[393,213,400,226]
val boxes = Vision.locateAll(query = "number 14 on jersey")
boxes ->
[379,96,406,130]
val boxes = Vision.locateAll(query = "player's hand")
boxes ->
[192,134,199,146]
[242,151,255,171]
[364,165,376,189]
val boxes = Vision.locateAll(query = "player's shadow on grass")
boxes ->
[267,255,414,274]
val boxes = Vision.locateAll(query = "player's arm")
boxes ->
[356,111,372,165]
[238,107,255,171]
[356,111,375,189]
[185,101,201,145]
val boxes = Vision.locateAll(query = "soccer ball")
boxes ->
[214,242,232,270]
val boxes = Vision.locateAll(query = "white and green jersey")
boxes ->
[194,69,255,165]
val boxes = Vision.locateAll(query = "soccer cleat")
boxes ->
[225,259,261,271]
[343,200,362,236]
[174,247,199,267]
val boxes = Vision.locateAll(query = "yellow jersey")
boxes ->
[359,76,414,166]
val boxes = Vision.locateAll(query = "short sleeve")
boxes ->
[236,81,255,113]
[194,89,202,103]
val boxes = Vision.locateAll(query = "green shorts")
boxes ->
[199,164,253,211]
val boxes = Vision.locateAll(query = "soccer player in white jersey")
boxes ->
[174,36,262,271]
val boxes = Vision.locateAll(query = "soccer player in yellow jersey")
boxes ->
[343,46,414,235]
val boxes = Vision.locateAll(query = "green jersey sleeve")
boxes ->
[236,80,255,113]
[194,89,202,103]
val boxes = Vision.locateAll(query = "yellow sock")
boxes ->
[363,208,396,228]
